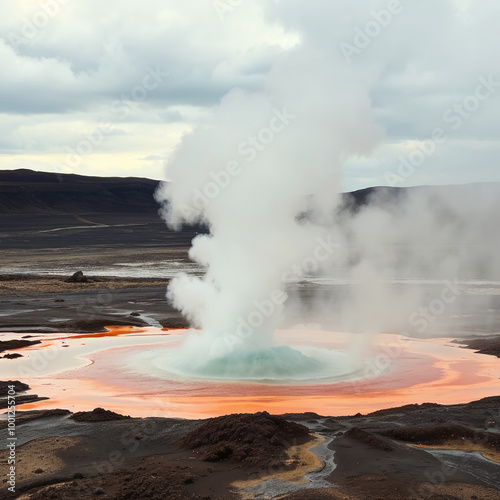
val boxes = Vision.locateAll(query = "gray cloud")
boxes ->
[0,0,498,186]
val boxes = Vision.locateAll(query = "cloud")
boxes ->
[0,0,498,185]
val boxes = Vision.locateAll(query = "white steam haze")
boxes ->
[155,1,500,375]
[300,184,500,340]
[156,47,381,369]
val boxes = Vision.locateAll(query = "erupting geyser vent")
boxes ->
[143,342,366,384]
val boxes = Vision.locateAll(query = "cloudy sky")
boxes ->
[0,0,499,191]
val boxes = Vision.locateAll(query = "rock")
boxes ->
[0,339,41,354]
[34,468,44,474]
[93,488,105,495]
[1,353,23,359]
[130,311,141,317]
[0,380,30,395]
[73,472,85,479]
[65,271,90,283]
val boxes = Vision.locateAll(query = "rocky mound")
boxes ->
[70,408,131,422]
[180,411,310,467]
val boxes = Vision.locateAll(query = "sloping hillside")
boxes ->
[0,169,160,214]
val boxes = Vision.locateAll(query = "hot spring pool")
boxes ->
[2,327,500,419]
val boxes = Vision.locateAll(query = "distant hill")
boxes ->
[0,169,161,215]
[0,169,498,216]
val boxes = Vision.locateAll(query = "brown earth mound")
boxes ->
[180,411,311,467]
[70,407,131,422]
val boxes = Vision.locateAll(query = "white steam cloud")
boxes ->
[155,1,500,376]
[155,45,381,368]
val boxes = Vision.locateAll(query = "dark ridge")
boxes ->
[381,424,500,451]
[366,402,441,417]
[70,407,131,422]
[457,337,500,359]
[340,185,409,212]
[2,169,499,218]
[340,181,500,215]
[0,339,42,353]
[0,169,161,215]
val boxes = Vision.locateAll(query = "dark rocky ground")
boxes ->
[0,211,195,332]
[1,399,499,500]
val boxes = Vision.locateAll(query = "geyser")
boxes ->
[155,44,380,378]
[152,342,364,382]
[155,5,500,380]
